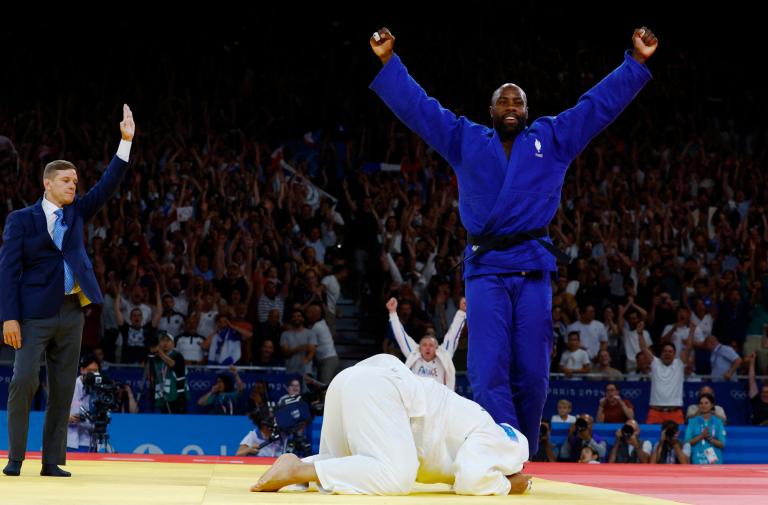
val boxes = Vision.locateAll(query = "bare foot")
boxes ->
[251,454,302,492]
[507,473,532,494]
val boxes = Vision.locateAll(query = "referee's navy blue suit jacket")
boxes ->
[0,156,128,322]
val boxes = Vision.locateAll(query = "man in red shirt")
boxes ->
[596,383,635,423]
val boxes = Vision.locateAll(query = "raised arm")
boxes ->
[747,352,758,399]
[369,28,464,168]
[150,280,162,328]
[440,297,467,357]
[114,283,125,326]
[386,297,418,357]
[547,28,656,163]
[78,104,135,221]
[637,321,654,361]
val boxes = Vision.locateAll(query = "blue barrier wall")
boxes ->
[1,412,765,463]
[546,423,768,464]
[454,375,754,425]
[0,412,323,456]
[542,379,753,425]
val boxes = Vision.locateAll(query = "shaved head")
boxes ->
[491,83,527,107]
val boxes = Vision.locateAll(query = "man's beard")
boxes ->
[493,113,526,140]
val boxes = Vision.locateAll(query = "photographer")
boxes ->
[148,333,188,414]
[608,420,651,463]
[67,355,100,452]
[558,414,607,462]
[114,383,139,414]
[236,406,284,457]
[530,422,557,462]
[198,366,245,415]
[651,420,690,464]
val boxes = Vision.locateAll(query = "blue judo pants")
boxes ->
[465,273,553,455]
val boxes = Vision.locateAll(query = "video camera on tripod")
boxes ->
[254,377,327,457]
[80,371,120,452]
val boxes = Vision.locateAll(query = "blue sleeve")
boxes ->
[547,51,652,162]
[723,346,740,362]
[77,155,130,222]
[684,418,697,444]
[0,211,23,322]
[370,53,466,168]
[715,418,726,446]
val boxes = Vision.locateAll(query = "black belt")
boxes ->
[504,270,550,280]
[462,227,571,266]
[650,406,682,412]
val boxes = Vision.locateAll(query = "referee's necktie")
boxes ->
[53,208,75,293]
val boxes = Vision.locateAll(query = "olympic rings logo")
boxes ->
[729,390,748,400]
[188,380,213,391]
[621,388,643,400]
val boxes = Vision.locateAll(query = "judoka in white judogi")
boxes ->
[252,354,531,495]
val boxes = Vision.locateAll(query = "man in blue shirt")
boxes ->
[369,26,657,453]
[704,335,742,382]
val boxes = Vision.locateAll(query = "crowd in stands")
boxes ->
[2,12,768,443]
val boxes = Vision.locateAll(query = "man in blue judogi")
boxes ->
[369,26,658,454]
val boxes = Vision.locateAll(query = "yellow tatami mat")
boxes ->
[0,460,684,505]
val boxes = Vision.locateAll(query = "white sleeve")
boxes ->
[116,139,132,162]
[386,253,404,284]
[440,309,466,357]
[598,322,608,342]
[70,379,83,416]
[389,313,418,357]
[240,430,260,447]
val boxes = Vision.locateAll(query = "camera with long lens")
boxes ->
[663,425,678,443]
[620,424,634,441]
[574,417,589,433]
[80,371,120,450]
